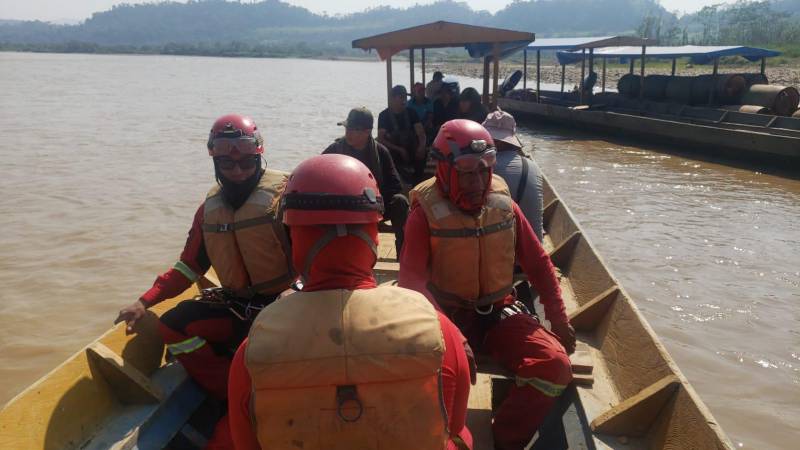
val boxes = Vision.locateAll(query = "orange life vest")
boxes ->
[202,169,293,296]
[246,286,448,450]
[410,175,517,310]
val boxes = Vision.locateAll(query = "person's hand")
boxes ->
[463,340,477,385]
[415,144,427,161]
[551,321,576,354]
[114,300,147,335]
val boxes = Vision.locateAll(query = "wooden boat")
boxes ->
[501,39,800,166]
[0,169,733,449]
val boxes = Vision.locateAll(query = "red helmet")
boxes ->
[432,119,497,171]
[207,114,264,156]
[282,154,383,226]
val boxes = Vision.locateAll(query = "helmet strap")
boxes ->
[299,225,377,284]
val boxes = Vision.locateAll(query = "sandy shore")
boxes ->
[431,61,800,89]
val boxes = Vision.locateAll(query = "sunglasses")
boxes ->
[214,155,260,171]
[210,137,260,155]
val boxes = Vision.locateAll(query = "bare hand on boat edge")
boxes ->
[114,300,147,335]
[551,321,576,354]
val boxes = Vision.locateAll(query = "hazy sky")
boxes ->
[0,0,736,23]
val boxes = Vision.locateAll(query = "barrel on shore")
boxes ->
[737,73,769,86]
[665,76,693,104]
[740,85,800,116]
[617,73,640,97]
[720,105,770,114]
[690,74,747,105]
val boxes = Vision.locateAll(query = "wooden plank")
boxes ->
[373,261,400,276]
[572,373,594,387]
[568,286,619,332]
[569,351,594,374]
[591,375,680,437]
[466,373,494,450]
[86,343,163,404]
[548,230,581,267]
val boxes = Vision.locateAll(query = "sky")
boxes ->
[0,0,737,23]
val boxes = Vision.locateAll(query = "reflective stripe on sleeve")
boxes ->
[515,376,567,397]
[167,336,207,355]
[173,261,200,282]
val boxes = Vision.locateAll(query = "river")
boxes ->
[0,52,797,449]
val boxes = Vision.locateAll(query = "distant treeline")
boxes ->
[1,0,798,60]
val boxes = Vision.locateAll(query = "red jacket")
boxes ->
[139,204,210,307]
[398,201,567,325]
[227,299,472,449]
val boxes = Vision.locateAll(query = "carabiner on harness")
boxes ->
[475,304,494,315]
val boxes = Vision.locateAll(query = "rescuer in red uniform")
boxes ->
[398,119,576,450]
[227,154,473,450]
[115,114,294,401]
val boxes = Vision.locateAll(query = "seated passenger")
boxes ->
[115,114,293,401]
[426,70,445,101]
[457,87,489,124]
[378,85,427,185]
[323,106,409,255]
[228,154,473,450]
[399,120,575,450]
[408,82,435,144]
[432,77,460,135]
[483,109,543,241]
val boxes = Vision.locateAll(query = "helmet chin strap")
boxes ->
[299,225,377,285]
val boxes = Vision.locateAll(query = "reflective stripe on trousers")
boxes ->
[167,336,207,355]
[515,375,567,397]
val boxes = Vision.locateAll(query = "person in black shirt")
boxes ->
[377,85,427,185]
[432,77,460,136]
[323,106,409,254]
[458,87,489,124]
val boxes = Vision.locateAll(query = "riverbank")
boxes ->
[431,61,800,89]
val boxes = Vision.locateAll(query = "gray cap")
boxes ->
[391,85,408,97]
[338,106,374,129]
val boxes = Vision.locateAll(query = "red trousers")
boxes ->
[158,300,250,400]
[456,311,572,450]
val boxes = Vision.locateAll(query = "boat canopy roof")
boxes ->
[526,36,650,51]
[352,21,534,60]
[556,45,782,65]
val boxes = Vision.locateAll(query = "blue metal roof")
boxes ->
[526,36,650,51]
[556,45,782,65]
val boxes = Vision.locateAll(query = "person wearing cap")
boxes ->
[399,119,574,450]
[323,107,409,255]
[409,82,435,144]
[457,87,489,124]
[433,77,460,135]
[227,154,473,450]
[483,109,543,242]
[426,70,445,101]
[378,85,428,185]
[114,114,294,402]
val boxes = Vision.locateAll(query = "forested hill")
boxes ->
[0,0,668,51]
[1,0,797,57]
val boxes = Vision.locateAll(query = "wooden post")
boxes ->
[421,48,426,85]
[671,58,676,76]
[629,58,634,74]
[536,50,541,103]
[492,45,500,108]
[588,48,594,105]
[523,48,527,90]
[579,49,586,105]
[482,56,491,105]
[386,56,393,107]
[760,57,766,75]
[639,45,646,101]
[601,57,607,93]
[560,64,566,94]
[709,57,719,105]
[409,48,415,88]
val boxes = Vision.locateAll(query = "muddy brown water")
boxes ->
[1,53,797,449]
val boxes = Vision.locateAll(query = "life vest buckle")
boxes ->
[218,223,232,232]
[336,385,364,423]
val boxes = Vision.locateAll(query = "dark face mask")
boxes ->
[214,157,263,210]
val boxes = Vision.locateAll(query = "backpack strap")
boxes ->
[515,156,530,203]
